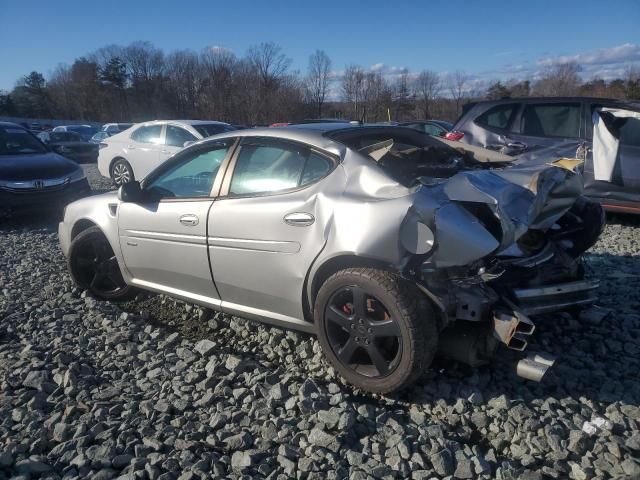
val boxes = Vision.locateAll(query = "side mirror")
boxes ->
[118,181,143,203]
[183,140,195,148]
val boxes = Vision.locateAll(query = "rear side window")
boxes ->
[166,125,196,147]
[521,103,581,138]
[620,117,640,147]
[475,104,517,130]
[130,125,163,144]
[229,140,332,195]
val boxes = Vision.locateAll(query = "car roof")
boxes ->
[468,96,639,107]
[200,123,439,154]
[141,119,231,126]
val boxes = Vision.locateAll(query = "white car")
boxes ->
[97,120,235,185]
[101,123,133,135]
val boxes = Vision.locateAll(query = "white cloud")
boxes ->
[536,43,640,67]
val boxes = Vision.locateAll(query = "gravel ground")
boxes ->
[0,165,639,479]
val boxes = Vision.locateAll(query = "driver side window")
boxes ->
[145,144,230,198]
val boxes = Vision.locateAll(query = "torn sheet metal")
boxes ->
[593,107,640,181]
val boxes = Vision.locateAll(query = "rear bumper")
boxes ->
[511,280,600,315]
[0,179,91,212]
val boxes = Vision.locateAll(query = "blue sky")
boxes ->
[1,0,639,91]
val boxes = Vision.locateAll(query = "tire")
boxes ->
[67,226,136,301]
[110,158,134,186]
[314,268,438,394]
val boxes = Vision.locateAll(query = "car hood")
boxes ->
[404,161,588,268]
[0,152,81,181]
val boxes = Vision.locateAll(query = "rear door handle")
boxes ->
[127,144,136,150]
[284,212,314,227]
[180,214,199,226]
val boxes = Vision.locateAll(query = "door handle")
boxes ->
[127,145,136,150]
[179,214,199,226]
[284,212,314,227]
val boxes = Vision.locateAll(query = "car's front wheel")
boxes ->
[111,158,134,186]
[315,268,438,394]
[68,226,136,301]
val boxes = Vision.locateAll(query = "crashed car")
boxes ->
[58,125,604,393]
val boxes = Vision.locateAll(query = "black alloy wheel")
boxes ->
[315,268,438,394]
[324,286,402,378]
[68,226,135,301]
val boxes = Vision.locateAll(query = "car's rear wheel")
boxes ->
[111,159,134,186]
[315,268,438,394]
[68,226,136,301]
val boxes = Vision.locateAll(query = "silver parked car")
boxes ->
[58,124,604,393]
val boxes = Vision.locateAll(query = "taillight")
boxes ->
[444,131,464,141]
[99,142,108,149]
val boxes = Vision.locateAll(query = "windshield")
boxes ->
[51,132,81,142]
[193,123,235,138]
[67,126,98,140]
[0,127,48,155]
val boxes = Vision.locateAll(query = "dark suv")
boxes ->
[453,97,640,213]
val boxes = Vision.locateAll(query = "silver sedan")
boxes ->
[59,124,604,393]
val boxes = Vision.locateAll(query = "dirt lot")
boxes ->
[0,165,639,479]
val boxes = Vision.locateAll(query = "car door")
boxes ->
[207,137,341,328]
[508,101,583,153]
[584,103,640,207]
[118,140,235,305]
[126,124,165,180]
[160,124,198,163]
[469,102,522,153]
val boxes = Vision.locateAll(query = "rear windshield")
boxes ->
[193,124,236,138]
[330,127,469,186]
[0,127,47,155]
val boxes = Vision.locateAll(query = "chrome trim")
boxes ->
[208,237,301,253]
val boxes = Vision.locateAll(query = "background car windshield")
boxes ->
[145,145,230,197]
[0,127,47,155]
[230,142,331,195]
[193,124,236,138]
[51,132,81,142]
[67,126,98,139]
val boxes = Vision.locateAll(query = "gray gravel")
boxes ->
[0,165,639,479]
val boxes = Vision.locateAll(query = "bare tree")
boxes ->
[532,62,581,96]
[246,42,291,87]
[413,70,440,119]
[165,50,203,117]
[305,50,332,117]
[342,65,365,119]
[200,47,237,119]
[446,70,468,116]
[363,71,391,122]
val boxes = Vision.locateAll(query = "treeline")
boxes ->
[1,41,639,124]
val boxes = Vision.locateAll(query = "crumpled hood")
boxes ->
[405,162,584,268]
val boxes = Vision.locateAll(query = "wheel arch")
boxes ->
[305,253,447,330]
[109,156,127,176]
[70,218,99,242]
[305,254,398,322]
